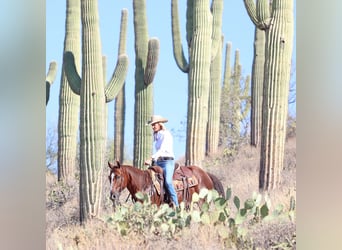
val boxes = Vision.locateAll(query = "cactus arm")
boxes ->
[63,51,81,95]
[222,42,232,90]
[243,0,270,30]
[118,9,128,55]
[46,61,57,105]
[256,0,271,28]
[242,75,251,99]
[240,75,251,121]
[46,61,58,85]
[144,38,160,85]
[243,0,259,25]
[171,0,189,73]
[105,54,129,102]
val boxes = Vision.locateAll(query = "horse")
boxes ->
[107,161,225,208]
[107,161,165,208]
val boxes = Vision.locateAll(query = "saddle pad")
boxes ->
[148,169,161,195]
[173,166,193,180]
[173,176,198,192]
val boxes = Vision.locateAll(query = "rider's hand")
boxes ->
[144,159,152,165]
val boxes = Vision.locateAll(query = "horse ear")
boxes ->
[116,160,121,167]
[108,161,113,169]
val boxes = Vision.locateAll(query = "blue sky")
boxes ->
[46,0,296,161]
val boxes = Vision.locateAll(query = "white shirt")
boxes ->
[152,129,175,160]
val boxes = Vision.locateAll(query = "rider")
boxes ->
[144,115,179,208]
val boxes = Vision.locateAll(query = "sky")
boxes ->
[46,0,296,162]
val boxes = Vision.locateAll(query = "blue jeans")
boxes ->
[156,159,179,206]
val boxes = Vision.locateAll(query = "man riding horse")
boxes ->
[144,115,179,208]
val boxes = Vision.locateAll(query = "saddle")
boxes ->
[147,166,164,200]
[148,163,198,205]
[172,164,198,191]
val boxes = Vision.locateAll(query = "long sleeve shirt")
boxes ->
[151,129,175,160]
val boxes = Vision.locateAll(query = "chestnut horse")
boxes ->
[108,161,224,208]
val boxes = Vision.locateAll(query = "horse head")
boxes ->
[108,161,126,207]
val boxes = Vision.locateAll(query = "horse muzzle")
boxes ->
[110,192,121,207]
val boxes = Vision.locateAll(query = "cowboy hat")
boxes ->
[146,115,168,125]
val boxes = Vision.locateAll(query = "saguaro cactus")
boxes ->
[171,0,223,165]
[57,0,80,182]
[220,47,250,150]
[114,9,128,163]
[206,36,223,156]
[244,0,294,190]
[63,1,128,222]
[219,42,232,147]
[46,61,57,105]
[250,27,265,147]
[132,0,160,168]
[231,50,250,145]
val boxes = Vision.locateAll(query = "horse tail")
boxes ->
[207,172,225,197]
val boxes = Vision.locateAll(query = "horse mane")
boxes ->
[120,165,154,190]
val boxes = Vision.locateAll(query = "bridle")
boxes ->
[109,168,125,207]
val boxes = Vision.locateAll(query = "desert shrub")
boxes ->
[46,135,296,249]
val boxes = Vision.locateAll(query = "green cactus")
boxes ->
[46,61,57,105]
[105,188,292,244]
[57,0,80,182]
[219,42,232,147]
[244,0,294,190]
[132,0,160,168]
[220,47,250,152]
[206,35,223,156]
[63,1,129,222]
[231,50,242,145]
[114,9,128,163]
[250,27,265,147]
[171,0,223,165]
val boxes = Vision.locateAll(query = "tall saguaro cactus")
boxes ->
[244,0,294,190]
[171,0,223,165]
[206,36,223,156]
[63,1,128,222]
[250,26,265,147]
[231,50,250,144]
[132,0,160,168]
[220,47,250,150]
[219,42,232,146]
[114,9,128,163]
[57,0,80,182]
[46,61,57,105]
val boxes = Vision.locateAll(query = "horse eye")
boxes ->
[115,175,121,180]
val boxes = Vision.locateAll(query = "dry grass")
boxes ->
[46,137,296,249]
